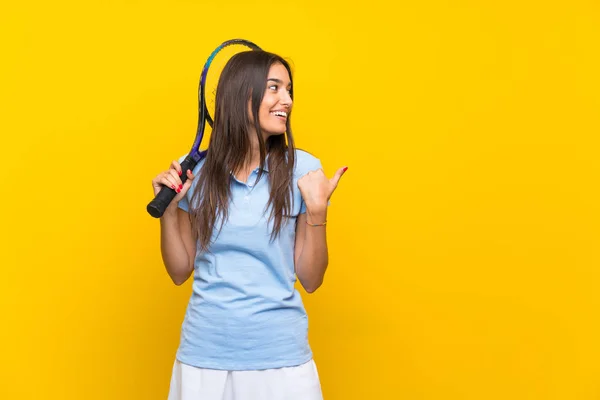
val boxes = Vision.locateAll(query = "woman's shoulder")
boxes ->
[293,148,323,176]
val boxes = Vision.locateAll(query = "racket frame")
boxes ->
[147,39,262,218]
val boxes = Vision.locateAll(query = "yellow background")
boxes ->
[2,1,599,399]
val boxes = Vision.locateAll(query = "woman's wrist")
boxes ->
[306,207,327,226]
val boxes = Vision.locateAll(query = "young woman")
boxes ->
[151,49,347,400]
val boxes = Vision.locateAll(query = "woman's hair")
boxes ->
[189,50,296,251]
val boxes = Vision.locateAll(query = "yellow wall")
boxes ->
[2,1,599,399]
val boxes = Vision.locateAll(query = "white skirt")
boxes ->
[167,359,324,400]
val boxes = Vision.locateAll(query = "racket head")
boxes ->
[188,39,262,163]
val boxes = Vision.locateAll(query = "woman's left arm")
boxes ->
[294,166,347,293]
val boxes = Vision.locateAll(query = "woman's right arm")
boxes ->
[152,161,197,285]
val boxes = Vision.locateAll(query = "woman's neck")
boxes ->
[234,132,264,181]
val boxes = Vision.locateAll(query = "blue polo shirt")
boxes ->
[174,149,322,371]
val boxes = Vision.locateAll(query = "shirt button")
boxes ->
[244,196,249,201]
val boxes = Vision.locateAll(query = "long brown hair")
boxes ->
[189,50,296,251]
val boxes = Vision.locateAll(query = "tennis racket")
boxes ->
[147,38,262,218]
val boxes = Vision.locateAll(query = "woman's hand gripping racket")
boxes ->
[147,39,261,218]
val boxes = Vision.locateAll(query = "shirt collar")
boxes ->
[228,154,270,175]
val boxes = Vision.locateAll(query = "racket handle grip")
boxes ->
[146,156,197,218]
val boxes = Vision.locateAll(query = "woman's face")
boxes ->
[256,62,293,138]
